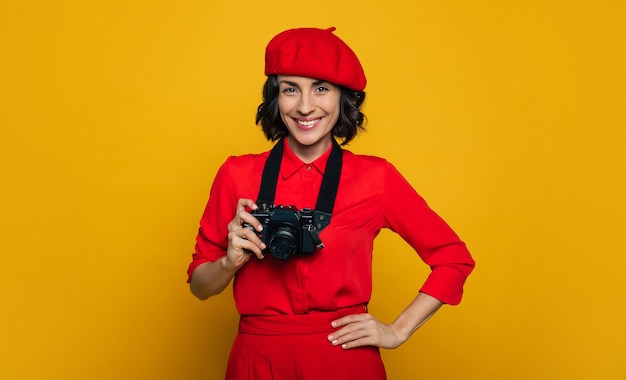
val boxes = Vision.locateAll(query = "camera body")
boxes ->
[244,204,322,260]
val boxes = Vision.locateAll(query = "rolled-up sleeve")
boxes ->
[382,162,475,305]
[187,158,237,282]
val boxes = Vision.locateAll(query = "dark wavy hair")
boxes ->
[255,75,366,146]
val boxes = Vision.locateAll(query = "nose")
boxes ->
[297,92,314,115]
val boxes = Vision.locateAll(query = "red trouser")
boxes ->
[225,305,387,380]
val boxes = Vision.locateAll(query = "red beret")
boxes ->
[264,27,367,91]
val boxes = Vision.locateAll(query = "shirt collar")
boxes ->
[280,138,332,179]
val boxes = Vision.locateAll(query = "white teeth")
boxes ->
[297,119,318,126]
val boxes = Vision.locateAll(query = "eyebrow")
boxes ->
[279,79,330,87]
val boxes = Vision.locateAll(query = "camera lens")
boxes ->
[268,226,298,260]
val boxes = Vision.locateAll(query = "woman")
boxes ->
[188,27,475,380]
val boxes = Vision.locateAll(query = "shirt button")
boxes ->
[306,165,312,171]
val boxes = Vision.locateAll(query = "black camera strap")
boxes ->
[256,137,342,232]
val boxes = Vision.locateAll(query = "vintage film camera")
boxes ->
[243,204,324,260]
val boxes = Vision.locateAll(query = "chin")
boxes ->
[292,134,324,146]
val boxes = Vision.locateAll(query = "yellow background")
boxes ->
[1,1,625,379]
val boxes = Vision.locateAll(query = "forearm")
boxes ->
[391,292,443,343]
[189,256,239,300]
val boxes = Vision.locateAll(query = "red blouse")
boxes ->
[188,140,475,315]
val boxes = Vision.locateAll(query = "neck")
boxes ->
[286,135,332,163]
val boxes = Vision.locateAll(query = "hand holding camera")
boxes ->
[243,203,324,260]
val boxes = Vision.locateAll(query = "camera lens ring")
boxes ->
[268,227,298,260]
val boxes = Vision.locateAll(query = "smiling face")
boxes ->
[277,75,341,162]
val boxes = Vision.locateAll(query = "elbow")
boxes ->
[190,286,208,300]
[188,259,232,300]
[189,281,216,301]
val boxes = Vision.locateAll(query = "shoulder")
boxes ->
[342,149,395,172]
[342,149,387,165]
[341,149,410,187]
[219,150,271,173]
[210,150,271,197]
[211,151,270,190]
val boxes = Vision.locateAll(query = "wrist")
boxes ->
[220,255,240,274]
[390,320,412,343]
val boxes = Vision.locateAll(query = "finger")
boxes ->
[236,198,258,213]
[338,335,376,350]
[229,199,257,229]
[233,199,264,232]
[228,242,262,262]
[228,209,263,234]
[240,227,267,252]
[239,210,264,232]
[228,228,266,259]
[239,241,265,260]
[331,312,371,328]
[328,314,376,343]
[328,325,375,348]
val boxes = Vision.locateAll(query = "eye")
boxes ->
[314,86,330,93]
[280,86,298,95]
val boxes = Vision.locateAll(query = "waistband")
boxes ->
[238,305,367,335]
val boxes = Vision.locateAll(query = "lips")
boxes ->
[295,118,322,130]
